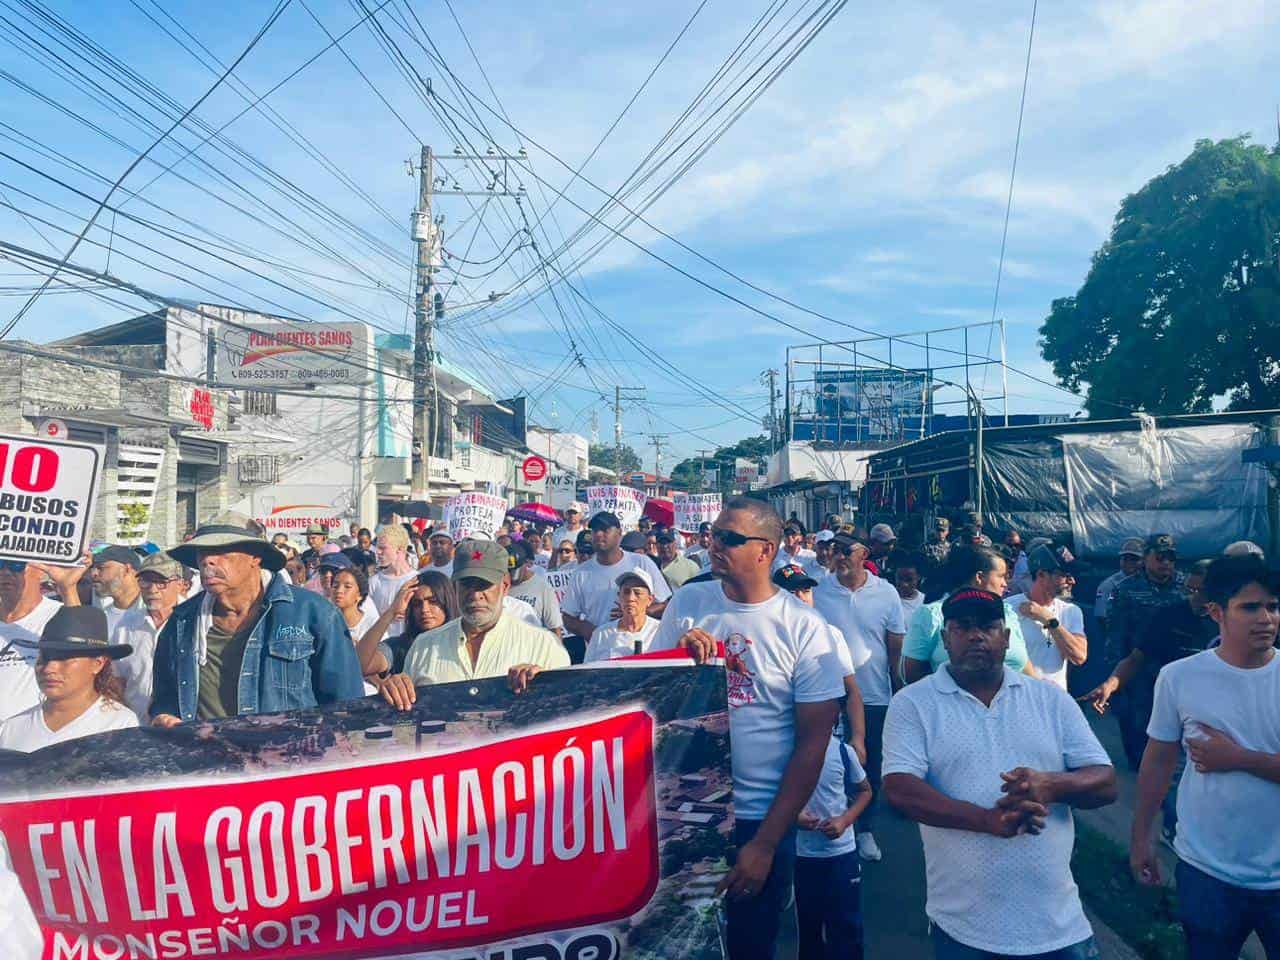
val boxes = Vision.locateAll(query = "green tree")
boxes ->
[669,435,771,491]
[1040,136,1280,415]
[590,442,642,475]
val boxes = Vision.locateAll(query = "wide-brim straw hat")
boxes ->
[169,512,285,572]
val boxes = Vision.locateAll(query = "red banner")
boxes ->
[0,711,660,960]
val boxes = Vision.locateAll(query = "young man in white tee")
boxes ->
[1130,554,1280,959]
[813,533,906,862]
[368,524,421,638]
[1005,544,1087,690]
[652,497,844,960]
[560,512,670,642]
[883,589,1117,960]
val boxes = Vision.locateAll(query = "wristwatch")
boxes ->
[1044,617,1060,630]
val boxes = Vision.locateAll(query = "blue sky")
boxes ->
[1,0,1276,465]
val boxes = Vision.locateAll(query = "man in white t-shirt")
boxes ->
[883,589,1117,959]
[112,552,191,720]
[0,557,85,722]
[90,545,145,633]
[651,497,844,960]
[560,512,670,641]
[505,541,564,635]
[584,569,661,662]
[1130,555,1280,958]
[771,522,818,574]
[1005,544,1087,690]
[812,533,906,862]
[684,522,714,570]
[422,529,455,576]
[892,552,925,623]
[550,502,587,553]
[368,523,421,638]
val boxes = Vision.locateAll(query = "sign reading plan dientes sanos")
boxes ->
[0,433,102,565]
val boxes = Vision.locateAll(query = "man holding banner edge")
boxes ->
[651,496,845,960]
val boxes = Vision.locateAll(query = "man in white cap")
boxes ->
[584,568,660,662]
[112,551,191,720]
[551,502,587,552]
[422,528,455,576]
[1094,537,1144,634]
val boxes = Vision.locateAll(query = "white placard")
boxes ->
[443,492,508,541]
[673,493,722,532]
[216,320,368,385]
[0,433,102,565]
[587,485,647,531]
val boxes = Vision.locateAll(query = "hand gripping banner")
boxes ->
[0,664,730,960]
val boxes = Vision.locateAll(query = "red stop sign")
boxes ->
[521,455,547,482]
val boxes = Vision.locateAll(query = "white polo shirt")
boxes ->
[813,573,906,707]
[652,581,845,819]
[112,608,167,720]
[584,617,661,662]
[1005,594,1085,690]
[402,613,569,684]
[882,666,1111,955]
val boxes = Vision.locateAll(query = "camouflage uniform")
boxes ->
[921,535,951,572]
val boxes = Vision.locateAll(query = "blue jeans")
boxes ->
[796,852,863,959]
[724,819,797,960]
[1176,860,1280,960]
[930,925,1098,959]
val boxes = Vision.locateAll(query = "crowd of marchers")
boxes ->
[0,497,1277,960]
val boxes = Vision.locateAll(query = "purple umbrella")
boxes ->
[507,502,561,525]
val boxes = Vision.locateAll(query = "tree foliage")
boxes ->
[589,442,642,475]
[1040,137,1280,416]
[669,435,771,492]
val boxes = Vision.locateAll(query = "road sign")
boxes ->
[0,433,102,565]
[36,419,68,441]
[521,455,548,483]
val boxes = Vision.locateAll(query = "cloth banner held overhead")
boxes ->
[673,493,722,533]
[0,665,730,960]
[442,492,508,541]
[587,485,647,531]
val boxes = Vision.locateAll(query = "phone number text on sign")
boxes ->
[0,434,102,564]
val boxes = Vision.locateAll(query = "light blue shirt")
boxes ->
[901,597,1030,672]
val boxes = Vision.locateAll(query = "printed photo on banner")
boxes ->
[442,492,508,541]
[0,666,730,960]
[673,493,722,533]
[586,485,646,531]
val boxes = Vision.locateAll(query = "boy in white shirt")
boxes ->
[796,726,872,960]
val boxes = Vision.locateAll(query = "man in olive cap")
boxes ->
[111,551,191,720]
[150,512,363,726]
[381,538,568,703]
[91,545,144,634]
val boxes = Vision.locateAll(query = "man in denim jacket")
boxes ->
[150,513,364,725]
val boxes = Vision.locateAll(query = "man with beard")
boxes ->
[883,589,1117,959]
[368,523,421,640]
[380,539,568,699]
[150,513,363,725]
[1004,544,1088,690]
[421,529,456,575]
[111,552,191,720]
[91,546,144,633]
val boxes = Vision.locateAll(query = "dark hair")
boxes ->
[508,539,535,566]
[358,528,372,538]
[333,566,369,603]
[1188,559,1213,579]
[93,659,126,704]
[1203,555,1279,607]
[411,570,458,630]
[938,544,1004,594]
[888,550,923,574]
[725,496,784,546]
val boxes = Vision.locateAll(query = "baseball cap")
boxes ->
[1144,533,1177,556]
[93,545,141,571]
[588,511,622,531]
[772,564,818,591]
[620,530,648,552]
[1223,540,1265,559]
[565,501,586,514]
[138,551,186,580]
[428,528,453,542]
[869,523,896,544]
[317,551,353,572]
[655,529,676,544]
[452,538,510,586]
[815,529,835,543]
[941,588,1005,623]
[698,521,713,534]
[304,523,328,536]
[1028,543,1083,577]
[615,568,655,592]
[933,516,950,529]
[1119,538,1145,558]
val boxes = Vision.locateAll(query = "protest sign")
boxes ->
[0,665,730,960]
[0,433,101,565]
[587,485,646,531]
[673,493,721,533]
[544,566,577,604]
[442,492,508,541]
[732,458,757,488]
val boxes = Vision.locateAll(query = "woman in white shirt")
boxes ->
[0,606,137,753]
[584,570,660,662]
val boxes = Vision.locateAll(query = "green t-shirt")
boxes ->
[197,618,255,720]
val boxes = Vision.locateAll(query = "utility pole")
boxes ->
[612,385,645,479]
[410,145,438,501]
[761,368,780,453]
[649,435,668,479]
[696,448,713,492]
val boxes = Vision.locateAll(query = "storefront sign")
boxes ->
[521,455,547,483]
[0,433,101,564]
[217,321,368,385]
[188,388,214,430]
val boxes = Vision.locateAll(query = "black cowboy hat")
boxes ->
[15,606,132,659]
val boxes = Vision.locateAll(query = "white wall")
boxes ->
[766,442,874,488]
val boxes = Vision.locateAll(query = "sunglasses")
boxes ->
[0,560,28,573]
[557,547,575,554]
[711,528,772,549]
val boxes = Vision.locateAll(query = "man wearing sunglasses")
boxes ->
[111,551,191,721]
[0,554,89,723]
[651,497,844,960]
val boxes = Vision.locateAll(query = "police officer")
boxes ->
[921,516,952,573]
[1106,533,1186,769]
